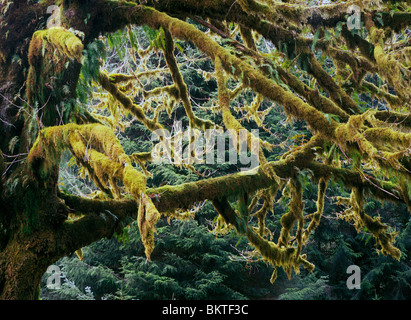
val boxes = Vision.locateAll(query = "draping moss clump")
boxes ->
[26,27,85,148]
[212,195,314,283]
[365,19,411,106]
[337,188,401,260]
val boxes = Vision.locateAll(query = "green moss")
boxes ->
[277,178,304,249]
[28,123,147,204]
[364,15,411,105]
[99,72,164,133]
[25,27,84,149]
[350,187,401,260]
[363,128,411,149]
[21,187,40,234]
[214,56,279,182]
[30,28,83,62]
[138,193,161,260]
[239,25,256,50]
[302,178,327,243]
[213,195,314,281]
[300,50,360,115]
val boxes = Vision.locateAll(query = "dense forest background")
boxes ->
[38,24,411,300]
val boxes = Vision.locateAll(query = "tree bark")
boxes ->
[0,232,53,300]
[0,0,95,299]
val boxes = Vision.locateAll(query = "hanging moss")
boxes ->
[239,25,257,51]
[213,196,314,282]
[364,14,411,106]
[214,56,278,182]
[251,185,278,238]
[277,178,304,251]
[302,178,327,243]
[2,0,411,300]
[350,187,401,260]
[32,28,83,61]
[28,123,147,203]
[25,27,85,150]
[137,193,161,260]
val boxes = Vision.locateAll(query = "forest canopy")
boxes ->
[0,0,410,300]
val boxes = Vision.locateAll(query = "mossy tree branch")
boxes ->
[91,1,410,268]
[364,13,411,107]
[162,27,214,130]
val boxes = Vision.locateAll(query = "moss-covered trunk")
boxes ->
[0,164,70,299]
[0,233,50,300]
[0,1,44,300]
[0,0,95,299]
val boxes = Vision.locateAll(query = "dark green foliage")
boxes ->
[41,218,277,300]
[76,40,106,105]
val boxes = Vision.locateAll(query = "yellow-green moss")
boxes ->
[302,178,327,243]
[27,123,147,204]
[99,71,165,133]
[161,27,215,130]
[138,193,161,260]
[213,196,314,282]
[31,28,83,62]
[349,187,401,260]
[277,178,304,251]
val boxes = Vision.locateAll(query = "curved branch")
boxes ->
[98,72,162,132]
[213,195,314,281]
[55,191,137,252]
[146,158,408,215]
[162,27,214,130]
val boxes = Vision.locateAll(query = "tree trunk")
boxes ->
[0,234,48,300]
[0,178,70,299]
[0,1,96,299]
[0,222,77,299]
